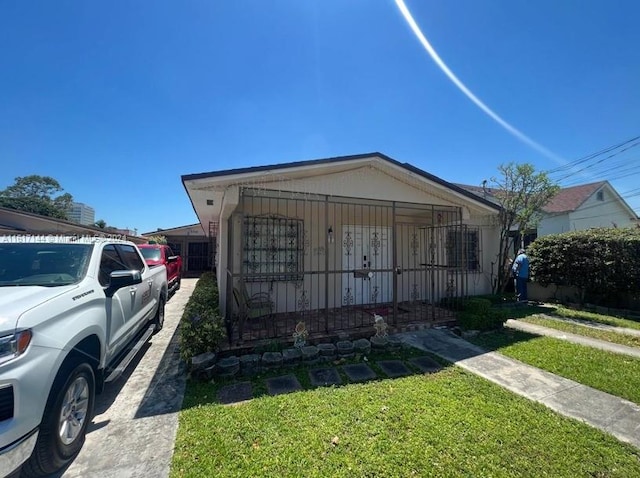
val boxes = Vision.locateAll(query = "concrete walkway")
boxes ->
[505,318,640,359]
[59,279,197,478]
[396,328,640,449]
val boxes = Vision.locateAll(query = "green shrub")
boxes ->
[529,227,640,306]
[457,297,507,331]
[179,272,226,363]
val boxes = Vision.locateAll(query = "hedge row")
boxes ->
[528,227,640,305]
[441,297,508,331]
[179,272,226,362]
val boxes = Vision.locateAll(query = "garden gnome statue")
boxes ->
[373,314,388,338]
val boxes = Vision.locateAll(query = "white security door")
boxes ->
[368,226,392,304]
[342,225,392,306]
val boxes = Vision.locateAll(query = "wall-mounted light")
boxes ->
[327,226,334,244]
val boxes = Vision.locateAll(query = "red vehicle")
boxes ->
[137,243,182,293]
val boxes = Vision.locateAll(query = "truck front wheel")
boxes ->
[22,361,95,477]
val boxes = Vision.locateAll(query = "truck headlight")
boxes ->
[0,329,32,365]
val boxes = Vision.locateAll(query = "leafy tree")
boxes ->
[0,175,74,220]
[146,234,168,244]
[94,219,107,229]
[489,163,559,293]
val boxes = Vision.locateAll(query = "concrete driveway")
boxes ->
[58,278,197,478]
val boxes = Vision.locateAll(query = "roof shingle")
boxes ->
[542,181,606,213]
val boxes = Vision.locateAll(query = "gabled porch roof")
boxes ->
[182,152,500,229]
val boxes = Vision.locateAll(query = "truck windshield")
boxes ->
[0,243,93,287]
[139,248,161,261]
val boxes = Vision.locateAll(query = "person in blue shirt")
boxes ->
[512,248,530,302]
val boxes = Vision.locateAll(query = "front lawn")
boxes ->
[522,315,640,348]
[469,329,640,405]
[553,306,640,330]
[171,366,640,477]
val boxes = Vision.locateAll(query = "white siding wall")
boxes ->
[569,188,634,230]
[538,214,570,235]
[538,187,634,236]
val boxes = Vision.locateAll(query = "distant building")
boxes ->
[67,202,95,226]
[457,180,639,250]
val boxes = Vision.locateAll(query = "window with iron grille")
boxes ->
[243,216,304,281]
[447,228,480,271]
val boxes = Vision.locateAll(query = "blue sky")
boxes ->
[1,1,639,234]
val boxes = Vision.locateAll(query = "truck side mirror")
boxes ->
[105,270,142,298]
[167,255,178,263]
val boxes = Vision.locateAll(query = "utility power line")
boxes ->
[545,135,640,174]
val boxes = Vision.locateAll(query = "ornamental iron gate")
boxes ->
[226,189,480,345]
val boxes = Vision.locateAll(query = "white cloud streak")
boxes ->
[394,0,566,165]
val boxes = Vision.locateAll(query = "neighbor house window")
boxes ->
[243,216,303,281]
[447,228,480,271]
[596,190,604,201]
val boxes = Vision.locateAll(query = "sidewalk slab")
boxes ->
[395,328,640,449]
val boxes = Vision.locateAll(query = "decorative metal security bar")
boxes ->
[226,188,475,345]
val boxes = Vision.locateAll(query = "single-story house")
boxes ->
[0,207,146,243]
[458,180,639,250]
[141,223,214,276]
[537,181,638,235]
[182,153,501,344]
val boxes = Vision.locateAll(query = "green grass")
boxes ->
[552,306,640,331]
[172,367,640,477]
[469,329,640,405]
[522,315,640,348]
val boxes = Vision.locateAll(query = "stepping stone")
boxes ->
[408,356,443,374]
[282,348,302,365]
[191,351,216,371]
[342,363,377,382]
[266,374,303,396]
[376,360,412,378]
[240,354,261,376]
[262,351,283,369]
[336,340,355,358]
[301,345,320,364]
[308,367,342,387]
[317,343,337,358]
[370,336,388,349]
[216,356,240,377]
[353,338,371,355]
[387,336,403,349]
[217,381,253,404]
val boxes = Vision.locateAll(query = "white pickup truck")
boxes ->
[0,236,168,477]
